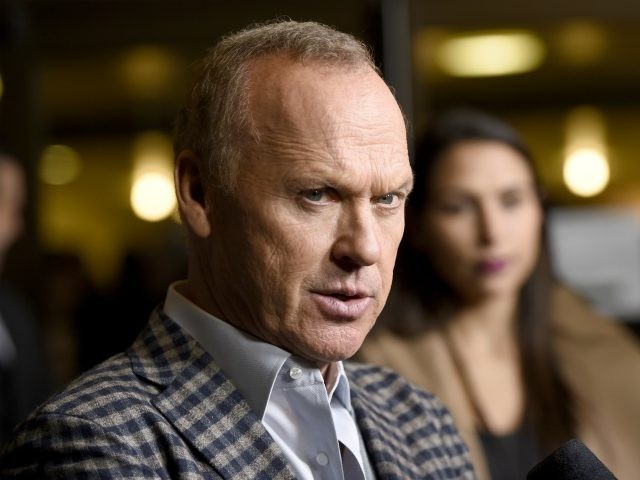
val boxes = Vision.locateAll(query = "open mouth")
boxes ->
[312,289,372,319]
[330,292,362,301]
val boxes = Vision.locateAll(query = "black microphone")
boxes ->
[527,438,617,479]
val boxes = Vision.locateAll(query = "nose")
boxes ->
[331,204,382,269]
[477,203,502,246]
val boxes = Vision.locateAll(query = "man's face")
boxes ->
[205,58,412,365]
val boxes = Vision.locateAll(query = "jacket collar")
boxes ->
[128,309,296,479]
[127,309,430,479]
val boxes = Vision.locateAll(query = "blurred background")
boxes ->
[0,0,639,386]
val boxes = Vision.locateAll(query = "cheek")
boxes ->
[422,216,472,263]
[248,221,328,293]
[515,210,543,272]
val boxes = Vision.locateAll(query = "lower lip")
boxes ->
[476,259,508,274]
[311,293,373,320]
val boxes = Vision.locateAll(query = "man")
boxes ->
[0,20,475,478]
[0,154,52,447]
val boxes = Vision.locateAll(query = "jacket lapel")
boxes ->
[350,380,418,479]
[348,366,454,480]
[129,310,295,480]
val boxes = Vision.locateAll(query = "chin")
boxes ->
[304,329,367,364]
[476,283,520,301]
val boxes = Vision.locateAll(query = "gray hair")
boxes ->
[173,19,377,194]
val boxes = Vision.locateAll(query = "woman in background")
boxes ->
[358,109,640,480]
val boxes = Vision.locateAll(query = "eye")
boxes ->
[437,199,472,214]
[501,190,524,209]
[302,188,326,202]
[377,193,398,205]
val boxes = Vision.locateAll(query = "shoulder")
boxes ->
[37,352,155,422]
[346,362,437,400]
[0,353,168,478]
[7,350,164,447]
[345,361,452,424]
[551,284,640,348]
[345,362,475,478]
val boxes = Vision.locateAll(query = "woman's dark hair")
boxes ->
[396,108,575,451]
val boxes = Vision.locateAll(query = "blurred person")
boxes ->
[358,108,640,480]
[0,153,52,447]
[0,21,475,478]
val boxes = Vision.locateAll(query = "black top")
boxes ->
[478,420,543,480]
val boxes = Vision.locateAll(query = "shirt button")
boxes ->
[315,452,329,466]
[289,367,303,380]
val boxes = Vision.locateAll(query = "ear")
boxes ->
[175,149,212,238]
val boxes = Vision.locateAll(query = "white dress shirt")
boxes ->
[163,281,374,479]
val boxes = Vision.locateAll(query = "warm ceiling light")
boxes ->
[436,30,546,77]
[563,106,610,197]
[39,144,82,185]
[130,131,175,222]
[130,172,176,222]
[563,148,610,197]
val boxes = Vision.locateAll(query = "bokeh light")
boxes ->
[563,148,610,197]
[130,131,175,222]
[563,106,610,197]
[119,46,178,99]
[130,172,176,222]
[555,20,607,66]
[39,144,82,185]
[436,30,545,77]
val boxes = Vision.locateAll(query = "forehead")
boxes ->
[432,140,533,189]
[241,56,410,188]
[247,56,404,135]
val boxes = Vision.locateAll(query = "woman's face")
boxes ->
[415,140,543,303]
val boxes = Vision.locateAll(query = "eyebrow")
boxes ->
[398,175,415,195]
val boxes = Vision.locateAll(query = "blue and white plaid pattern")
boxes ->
[0,310,475,479]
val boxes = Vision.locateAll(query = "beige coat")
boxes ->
[358,286,640,480]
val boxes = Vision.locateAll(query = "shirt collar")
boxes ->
[163,281,289,419]
[163,281,351,418]
[331,361,353,412]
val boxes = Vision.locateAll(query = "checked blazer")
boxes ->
[0,309,475,479]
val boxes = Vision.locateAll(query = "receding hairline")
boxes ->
[230,51,388,157]
[242,51,379,104]
[213,19,377,66]
[173,19,395,195]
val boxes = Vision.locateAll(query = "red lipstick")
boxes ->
[476,259,508,274]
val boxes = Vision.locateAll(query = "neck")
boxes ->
[447,294,519,352]
[321,361,339,392]
[184,275,341,393]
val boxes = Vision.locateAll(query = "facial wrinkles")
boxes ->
[318,95,406,166]
[209,59,410,361]
[253,59,406,172]
[256,112,406,192]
